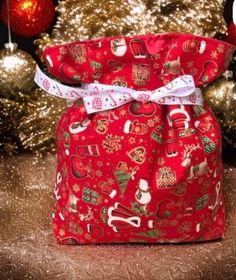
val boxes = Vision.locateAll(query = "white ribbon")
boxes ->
[233,0,236,25]
[34,66,203,114]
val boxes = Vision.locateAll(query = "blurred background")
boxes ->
[0,0,235,163]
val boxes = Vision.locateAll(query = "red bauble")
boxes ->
[0,0,55,37]
[228,21,236,45]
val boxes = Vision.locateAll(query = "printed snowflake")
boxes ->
[102,134,122,153]
[59,47,68,55]
[210,50,218,59]
[119,109,127,117]
[217,44,225,53]
[79,106,86,113]
[107,177,115,185]
[153,116,160,123]
[187,61,194,68]
[96,170,103,177]
[84,233,92,240]
[147,119,155,127]
[73,184,80,192]
[59,228,66,236]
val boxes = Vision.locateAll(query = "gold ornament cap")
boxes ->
[4,42,18,53]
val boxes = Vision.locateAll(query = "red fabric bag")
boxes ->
[42,33,235,244]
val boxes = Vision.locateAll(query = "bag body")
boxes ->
[44,33,235,244]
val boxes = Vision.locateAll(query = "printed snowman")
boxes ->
[135,179,151,208]
[110,38,127,57]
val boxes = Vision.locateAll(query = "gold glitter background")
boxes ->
[0,154,235,279]
[53,0,226,43]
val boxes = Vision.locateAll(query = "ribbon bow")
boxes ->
[34,66,203,114]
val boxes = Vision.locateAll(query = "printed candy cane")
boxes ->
[54,172,62,201]
[208,182,222,211]
[107,203,141,232]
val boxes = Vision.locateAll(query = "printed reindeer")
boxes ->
[181,144,208,180]
[78,206,94,222]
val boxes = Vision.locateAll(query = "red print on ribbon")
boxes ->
[43,79,50,91]
[92,97,103,110]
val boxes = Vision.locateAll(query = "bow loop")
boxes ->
[34,66,203,114]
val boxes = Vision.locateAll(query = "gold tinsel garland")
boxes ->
[18,88,67,155]
[35,0,227,53]
[0,44,67,155]
[144,0,226,37]
[0,97,25,153]
[0,89,67,155]
[52,0,154,43]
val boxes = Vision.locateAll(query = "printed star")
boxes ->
[57,54,63,62]
[79,106,86,113]
[211,50,218,59]
[96,170,103,177]
[217,44,225,53]
[60,47,68,55]
[119,109,127,117]
[204,116,213,122]
[59,229,65,236]
[152,52,161,60]
[107,177,115,185]
[187,61,194,68]
[153,63,159,69]
[170,43,178,49]
[84,233,91,240]
[129,137,136,144]
[158,157,165,166]
[97,161,103,167]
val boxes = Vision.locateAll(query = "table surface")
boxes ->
[0,154,235,280]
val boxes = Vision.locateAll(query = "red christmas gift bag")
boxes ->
[36,33,235,244]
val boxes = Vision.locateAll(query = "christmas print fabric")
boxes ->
[43,33,235,244]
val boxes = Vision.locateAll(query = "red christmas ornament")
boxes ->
[0,0,55,37]
[228,21,236,45]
